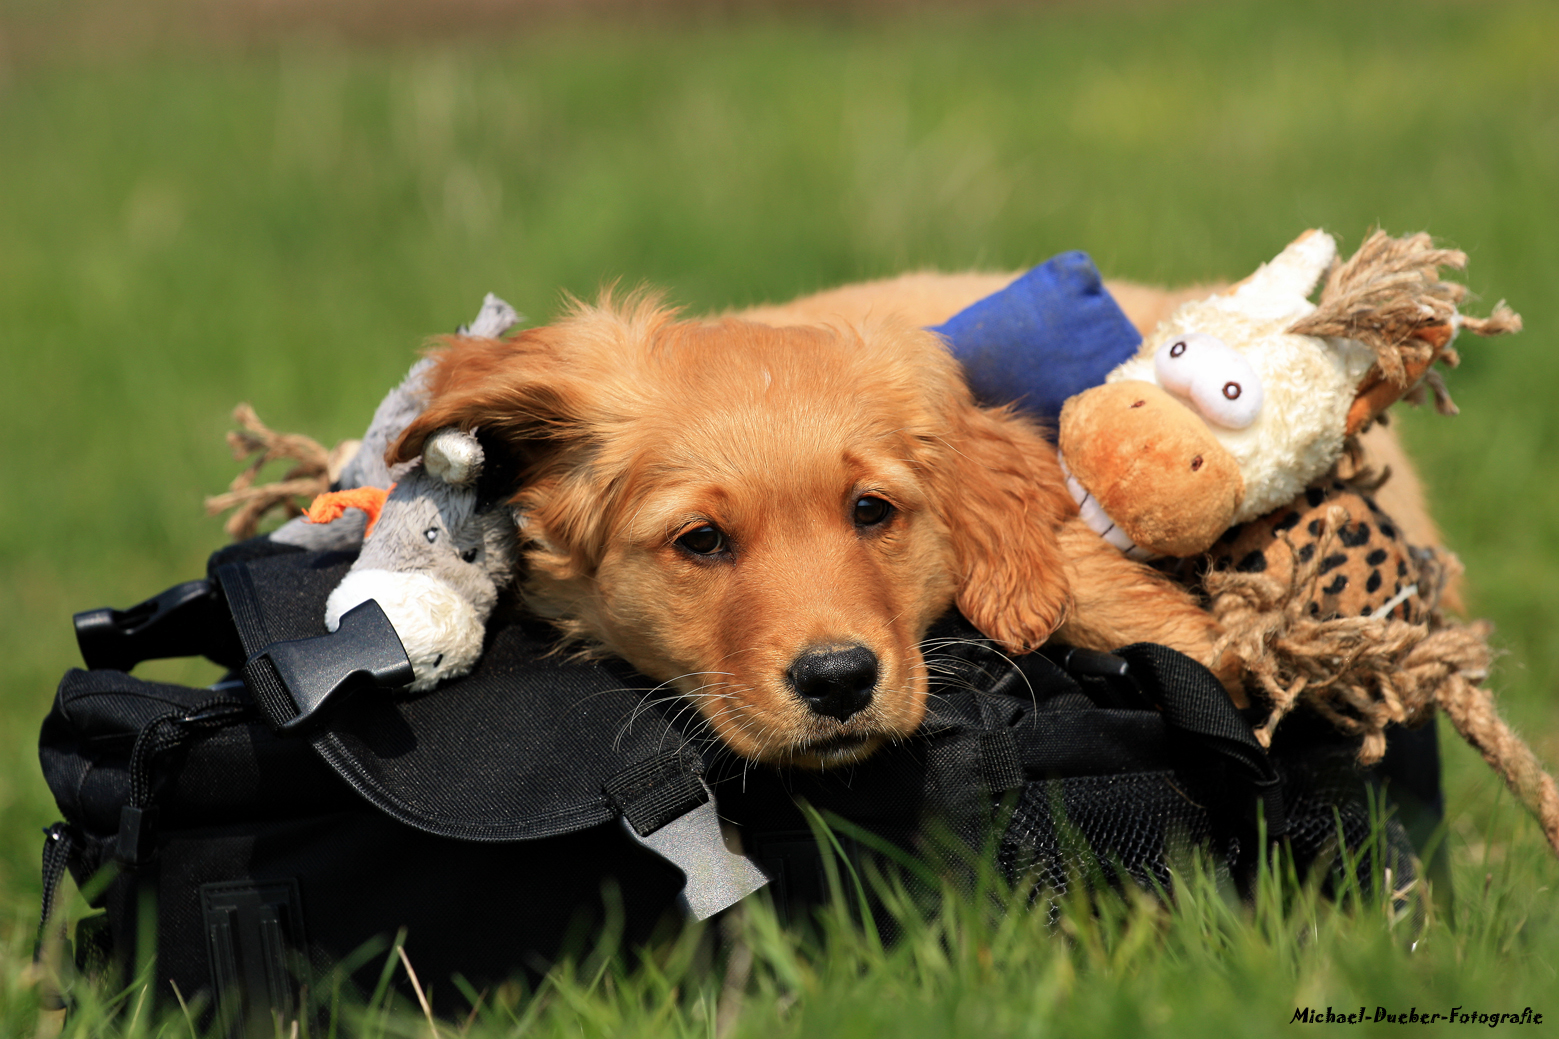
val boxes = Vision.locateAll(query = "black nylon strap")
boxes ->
[243,655,301,730]
[603,751,708,837]
[1113,643,1287,840]
[215,563,272,660]
[979,731,1025,793]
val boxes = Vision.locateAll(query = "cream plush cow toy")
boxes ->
[1056,229,1514,561]
[1054,230,1559,856]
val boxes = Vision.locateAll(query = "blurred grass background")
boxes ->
[2,0,1557,1032]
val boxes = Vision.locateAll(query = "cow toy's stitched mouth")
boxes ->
[1056,451,1157,562]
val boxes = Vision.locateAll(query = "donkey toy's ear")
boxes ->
[422,428,485,487]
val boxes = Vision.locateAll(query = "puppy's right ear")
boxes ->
[388,329,580,468]
[933,405,1074,655]
[389,329,616,581]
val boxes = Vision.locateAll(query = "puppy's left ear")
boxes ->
[934,406,1073,654]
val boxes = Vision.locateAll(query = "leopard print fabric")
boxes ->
[1206,480,1448,623]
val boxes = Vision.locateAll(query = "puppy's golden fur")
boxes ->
[392,277,1240,768]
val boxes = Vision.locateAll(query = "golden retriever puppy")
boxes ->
[389,283,1234,769]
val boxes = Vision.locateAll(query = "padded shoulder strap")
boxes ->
[212,549,710,844]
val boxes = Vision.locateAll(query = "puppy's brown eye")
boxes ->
[853,496,893,527]
[675,525,726,556]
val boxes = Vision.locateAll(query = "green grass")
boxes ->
[23,824,1559,1038]
[3,0,1559,1034]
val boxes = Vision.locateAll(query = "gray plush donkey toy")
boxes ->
[273,294,526,692]
[323,426,522,692]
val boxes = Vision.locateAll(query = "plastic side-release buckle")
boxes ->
[243,600,414,735]
[605,760,769,920]
[73,579,245,672]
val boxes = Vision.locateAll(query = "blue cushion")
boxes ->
[929,251,1141,423]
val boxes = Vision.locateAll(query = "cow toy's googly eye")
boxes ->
[1153,332,1263,429]
[424,528,439,544]
[1192,366,1262,429]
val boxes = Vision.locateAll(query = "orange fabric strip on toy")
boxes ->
[304,485,392,537]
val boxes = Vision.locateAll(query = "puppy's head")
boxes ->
[393,296,1073,767]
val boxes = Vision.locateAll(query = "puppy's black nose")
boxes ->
[787,644,877,722]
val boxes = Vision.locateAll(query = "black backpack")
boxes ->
[38,537,1440,1034]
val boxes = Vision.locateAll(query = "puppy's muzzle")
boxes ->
[786,644,878,722]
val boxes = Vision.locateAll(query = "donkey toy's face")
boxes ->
[325,429,519,692]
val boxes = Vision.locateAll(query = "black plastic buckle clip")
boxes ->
[244,600,414,735]
[73,579,244,672]
[1041,646,1152,711]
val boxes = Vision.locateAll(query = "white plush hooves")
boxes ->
[325,569,486,693]
[423,428,484,487]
